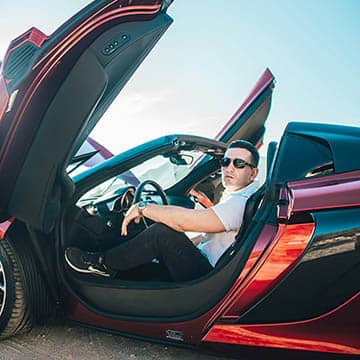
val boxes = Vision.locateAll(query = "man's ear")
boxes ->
[251,167,259,181]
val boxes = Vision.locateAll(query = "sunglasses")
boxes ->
[220,157,255,169]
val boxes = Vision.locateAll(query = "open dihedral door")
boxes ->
[0,0,173,232]
[215,68,275,147]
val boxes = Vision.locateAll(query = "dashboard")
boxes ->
[83,185,136,218]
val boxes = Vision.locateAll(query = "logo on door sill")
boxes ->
[165,329,184,341]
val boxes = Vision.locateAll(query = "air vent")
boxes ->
[4,43,37,80]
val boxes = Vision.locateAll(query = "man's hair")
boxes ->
[227,140,260,167]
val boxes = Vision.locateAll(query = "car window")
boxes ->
[131,152,202,189]
[77,150,205,207]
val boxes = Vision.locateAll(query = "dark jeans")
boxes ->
[104,223,213,281]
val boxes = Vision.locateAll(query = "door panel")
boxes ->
[0,1,172,231]
[8,52,108,231]
[237,207,360,323]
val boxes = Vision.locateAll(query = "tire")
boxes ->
[0,227,53,339]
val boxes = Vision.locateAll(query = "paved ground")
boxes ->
[0,318,234,360]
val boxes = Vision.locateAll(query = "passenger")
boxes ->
[65,140,260,281]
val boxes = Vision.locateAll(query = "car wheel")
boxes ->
[0,228,52,339]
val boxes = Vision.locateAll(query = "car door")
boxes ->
[215,67,274,147]
[0,0,173,232]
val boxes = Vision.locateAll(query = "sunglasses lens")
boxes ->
[220,157,230,167]
[220,157,254,169]
[233,159,246,168]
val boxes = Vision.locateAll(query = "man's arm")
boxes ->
[121,203,225,237]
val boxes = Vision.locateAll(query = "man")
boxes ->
[65,140,260,281]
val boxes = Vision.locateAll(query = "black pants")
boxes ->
[104,223,213,281]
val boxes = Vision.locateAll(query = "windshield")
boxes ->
[77,150,205,207]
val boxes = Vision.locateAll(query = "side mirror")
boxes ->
[169,154,193,166]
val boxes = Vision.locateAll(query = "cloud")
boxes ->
[116,89,171,115]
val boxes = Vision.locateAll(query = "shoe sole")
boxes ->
[64,251,111,277]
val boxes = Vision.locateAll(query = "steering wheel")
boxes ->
[134,179,168,205]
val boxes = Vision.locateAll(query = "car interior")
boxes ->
[58,138,279,319]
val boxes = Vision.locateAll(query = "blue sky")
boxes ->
[1,0,359,155]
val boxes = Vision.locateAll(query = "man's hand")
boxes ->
[121,204,141,236]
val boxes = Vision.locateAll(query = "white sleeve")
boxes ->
[211,195,247,232]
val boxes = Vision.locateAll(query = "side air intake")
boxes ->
[4,43,37,80]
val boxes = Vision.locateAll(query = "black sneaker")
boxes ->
[65,247,113,277]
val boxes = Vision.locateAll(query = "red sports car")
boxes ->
[0,1,359,357]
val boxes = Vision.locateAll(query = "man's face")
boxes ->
[221,147,259,192]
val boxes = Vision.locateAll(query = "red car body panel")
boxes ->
[219,223,315,319]
[203,293,360,355]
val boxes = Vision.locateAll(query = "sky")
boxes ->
[1,0,359,156]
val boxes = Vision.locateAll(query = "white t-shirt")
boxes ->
[197,180,260,267]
